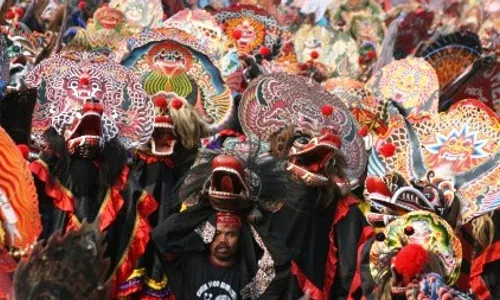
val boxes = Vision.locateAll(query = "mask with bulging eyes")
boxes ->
[286,127,342,186]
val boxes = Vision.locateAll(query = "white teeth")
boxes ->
[150,139,175,156]
[209,167,249,196]
[289,163,328,183]
[82,112,101,117]
[439,153,464,161]
[212,167,241,176]
[154,123,174,129]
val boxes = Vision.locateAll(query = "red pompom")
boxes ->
[170,98,184,110]
[17,144,30,160]
[163,13,168,21]
[6,10,15,20]
[154,96,168,109]
[358,56,365,65]
[366,50,377,60]
[393,244,429,279]
[359,125,369,137]
[93,103,104,114]
[259,46,271,57]
[78,1,86,10]
[232,29,243,40]
[379,143,396,158]
[79,76,90,86]
[82,102,94,113]
[238,135,246,142]
[310,51,319,60]
[13,7,25,17]
[321,104,334,117]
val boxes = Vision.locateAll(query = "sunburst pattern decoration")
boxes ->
[366,57,440,121]
[214,4,282,56]
[369,99,500,223]
[109,0,163,30]
[65,5,133,53]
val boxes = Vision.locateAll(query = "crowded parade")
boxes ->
[0,0,499,299]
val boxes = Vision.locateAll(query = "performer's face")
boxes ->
[210,225,240,265]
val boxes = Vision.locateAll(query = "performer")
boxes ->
[153,144,299,299]
[120,93,209,298]
[239,73,372,299]
[25,51,157,296]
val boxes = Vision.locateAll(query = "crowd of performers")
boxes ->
[0,0,500,299]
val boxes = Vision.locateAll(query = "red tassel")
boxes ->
[13,7,24,17]
[82,103,94,113]
[79,76,90,86]
[366,50,377,60]
[170,98,184,110]
[359,125,368,137]
[379,143,396,158]
[310,51,319,60]
[232,29,243,40]
[94,103,104,114]
[393,244,429,279]
[154,97,168,109]
[365,176,392,197]
[6,11,15,20]
[17,144,30,160]
[259,46,271,57]
[78,1,87,10]
[321,104,334,117]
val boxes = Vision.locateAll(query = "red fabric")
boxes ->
[291,261,323,300]
[470,240,500,300]
[30,160,75,214]
[99,167,129,231]
[32,160,158,299]
[470,276,491,300]
[115,192,158,297]
[136,152,174,167]
[292,195,359,300]
[347,226,374,300]
[140,295,176,300]
[216,212,242,229]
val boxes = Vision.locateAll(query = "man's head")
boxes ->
[209,212,242,267]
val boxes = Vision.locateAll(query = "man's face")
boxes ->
[209,224,240,262]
